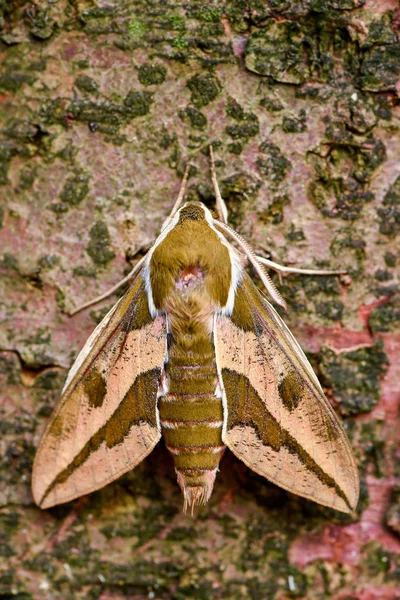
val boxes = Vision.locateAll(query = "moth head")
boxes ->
[177,202,214,224]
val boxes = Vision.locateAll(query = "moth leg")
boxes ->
[69,255,146,316]
[161,164,191,230]
[209,146,228,225]
[255,255,346,276]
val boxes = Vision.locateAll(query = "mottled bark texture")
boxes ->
[0,0,399,598]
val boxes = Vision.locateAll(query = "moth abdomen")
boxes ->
[158,340,225,512]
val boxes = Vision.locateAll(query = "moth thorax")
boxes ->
[176,468,217,515]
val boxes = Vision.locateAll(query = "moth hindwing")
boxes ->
[32,164,359,515]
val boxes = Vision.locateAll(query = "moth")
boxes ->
[32,148,359,515]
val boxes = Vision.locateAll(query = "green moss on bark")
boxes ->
[245,22,310,84]
[225,97,259,142]
[86,222,116,266]
[370,297,400,334]
[308,137,385,220]
[319,340,389,416]
[377,176,400,237]
[138,64,167,86]
[187,73,221,107]
[179,107,207,130]
[257,142,291,185]
[360,44,400,91]
[60,174,90,207]
[75,75,99,94]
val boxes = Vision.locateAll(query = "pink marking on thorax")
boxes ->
[175,266,204,291]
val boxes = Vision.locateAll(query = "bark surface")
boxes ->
[0,1,399,599]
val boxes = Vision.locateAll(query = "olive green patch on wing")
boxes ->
[38,368,161,508]
[119,276,154,332]
[215,274,359,514]
[222,369,282,452]
[229,278,260,332]
[32,272,167,509]
[221,369,350,510]
[278,371,304,412]
[83,369,107,409]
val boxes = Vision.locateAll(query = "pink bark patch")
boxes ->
[290,476,400,569]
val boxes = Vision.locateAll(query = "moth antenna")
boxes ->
[69,256,146,316]
[209,145,228,225]
[255,255,347,277]
[213,220,287,309]
[161,163,191,231]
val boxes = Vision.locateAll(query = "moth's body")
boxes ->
[149,204,233,509]
[32,157,359,516]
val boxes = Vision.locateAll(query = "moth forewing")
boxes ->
[32,273,167,509]
[215,273,359,515]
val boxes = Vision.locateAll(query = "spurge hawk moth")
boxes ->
[32,149,359,515]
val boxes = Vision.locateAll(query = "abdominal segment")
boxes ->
[158,345,225,513]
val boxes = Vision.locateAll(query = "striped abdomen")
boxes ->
[158,346,225,513]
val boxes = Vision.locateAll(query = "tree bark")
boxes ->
[0,0,399,598]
